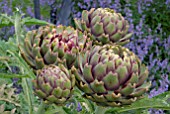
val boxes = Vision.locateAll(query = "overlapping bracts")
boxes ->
[19,25,91,71]
[74,8,133,45]
[72,45,150,106]
[19,7,150,107]
[33,65,75,105]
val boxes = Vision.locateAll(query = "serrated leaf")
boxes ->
[0,73,30,78]
[22,17,52,25]
[0,14,14,28]
[105,91,170,114]
[0,83,20,107]
[0,104,16,114]
[0,104,5,113]
[45,106,67,114]
[0,39,35,79]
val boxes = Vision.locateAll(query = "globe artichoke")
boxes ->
[74,8,133,45]
[19,25,91,71]
[32,64,75,105]
[72,45,151,107]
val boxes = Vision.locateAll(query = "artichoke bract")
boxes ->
[19,25,91,71]
[72,45,151,107]
[74,8,133,45]
[33,65,75,105]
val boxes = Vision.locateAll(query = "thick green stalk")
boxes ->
[14,10,34,114]
[95,106,109,114]
[44,105,66,114]
[22,78,34,114]
[0,73,30,78]
[37,101,46,114]
[14,10,22,45]
[0,98,21,107]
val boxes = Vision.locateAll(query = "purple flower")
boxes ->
[99,0,111,8]
[166,0,170,4]
[149,109,165,114]
[40,0,56,6]
[137,1,142,14]
[110,0,121,12]
[149,74,169,98]
[76,102,82,112]
[167,65,170,72]
[26,7,34,17]
[144,0,153,3]
[84,0,91,3]
[148,74,169,114]
[161,59,168,69]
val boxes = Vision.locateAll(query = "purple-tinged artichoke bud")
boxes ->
[19,25,91,71]
[33,64,75,105]
[72,45,151,107]
[74,8,133,46]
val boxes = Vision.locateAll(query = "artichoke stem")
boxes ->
[37,100,46,114]
[53,105,67,114]
[95,106,109,114]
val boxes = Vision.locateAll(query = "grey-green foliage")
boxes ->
[0,14,13,28]
[0,83,20,114]
[0,10,52,79]
[0,83,20,106]
[0,37,35,114]
[0,13,51,28]
[0,0,51,20]
[0,38,34,78]
[0,10,52,114]
[0,104,16,114]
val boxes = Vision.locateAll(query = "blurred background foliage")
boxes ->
[0,0,170,113]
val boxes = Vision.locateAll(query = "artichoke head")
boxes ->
[19,25,91,71]
[33,64,75,105]
[74,8,133,46]
[72,45,151,107]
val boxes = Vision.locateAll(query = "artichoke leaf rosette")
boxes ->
[72,45,151,107]
[32,64,75,105]
[19,25,91,71]
[74,8,133,46]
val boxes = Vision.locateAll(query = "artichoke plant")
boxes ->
[19,25,91,71]
[74,8,133,45]
[32,64,75,105]
[72,45,151,106]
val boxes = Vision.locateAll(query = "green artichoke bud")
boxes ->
[74,8,133,45]
[19,25,91,71]
[72,45,151,107]
[33,64,75,105]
